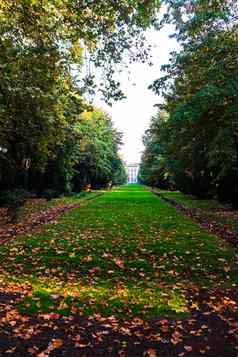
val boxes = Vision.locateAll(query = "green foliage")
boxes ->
[0,0,159,195]
[0,189,29,222]
[41,189,61,202]
[26,107,126,194]
[112,160,127,186]
[0,189,28,207]
[72,109,125,190]
[24,107,125,194]
[148,0,238,202]
[139,111,174,189]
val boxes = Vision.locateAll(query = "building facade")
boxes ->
[127,163,139,183]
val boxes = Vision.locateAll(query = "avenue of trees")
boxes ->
[2,0,237,207]
[0,0,160,203]
[139,0,238,205]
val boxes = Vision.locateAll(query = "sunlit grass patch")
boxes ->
[18,283,189,319]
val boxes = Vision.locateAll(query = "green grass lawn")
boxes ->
[159,190,238,233]
[158,190,225,211]
[0,185,237,320]
[0,191,99,227]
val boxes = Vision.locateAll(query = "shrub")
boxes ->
[0,189,29,222]
[73,192,87,199]
[41,189,60,201]
[217,171,238,207]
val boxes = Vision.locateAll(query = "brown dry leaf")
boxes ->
[74,334,81,342]
[146,348,157,357]
[28,347,38,354]
[75,342,90,348]
[102,252,113,258]
[37,352,49,357]
[5,347,16,353]
[161,325,169,333]
[52,339,63,348]
[115,259,124,268]
[184,345,193,352]
[154,334,162,341]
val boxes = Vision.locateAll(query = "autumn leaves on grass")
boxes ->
[0,185,237,321]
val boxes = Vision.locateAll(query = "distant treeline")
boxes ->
[1,105,127,197]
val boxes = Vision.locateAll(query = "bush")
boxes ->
[217,171,238,207]
[173,171,213,199]
[73,191,88,199]
[41,189,60,201]
[0,189,29,222]
[0,189,29,207]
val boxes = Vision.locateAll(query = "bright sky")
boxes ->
[94,24,179,164]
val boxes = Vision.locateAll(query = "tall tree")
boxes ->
[149,0,238,201]
[0,0,160,190]
[139,111,173,188]
[73,108,124,190]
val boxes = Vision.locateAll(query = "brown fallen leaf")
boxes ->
[52,339,63,348]
[146,348,157,357]
[115,259,124,268]
[184,345,193,352]
[37,351,49,357]
[27,347,38,354]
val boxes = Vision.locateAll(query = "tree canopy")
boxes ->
[0,0,160,195]
[141,0,238,204]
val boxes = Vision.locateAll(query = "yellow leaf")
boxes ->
[52,339,63,349]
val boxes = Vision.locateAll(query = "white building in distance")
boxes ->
[127,163,139,183]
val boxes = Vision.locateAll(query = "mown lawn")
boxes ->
[0,184,237,321]
[158,190,225,211]
[159,189,238,234]
[0,191,97,227]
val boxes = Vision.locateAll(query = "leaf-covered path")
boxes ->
[0,185,237,356]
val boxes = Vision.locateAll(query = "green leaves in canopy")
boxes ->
[147,0,238,201]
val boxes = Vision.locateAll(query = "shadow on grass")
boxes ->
[0,289,237,357]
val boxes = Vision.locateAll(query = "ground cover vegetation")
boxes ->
[0,185,237,355]
[0,191,102,245]
[140,0,238,206]
[152,188,238,249]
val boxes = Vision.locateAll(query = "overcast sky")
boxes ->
[94,24,179,164]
